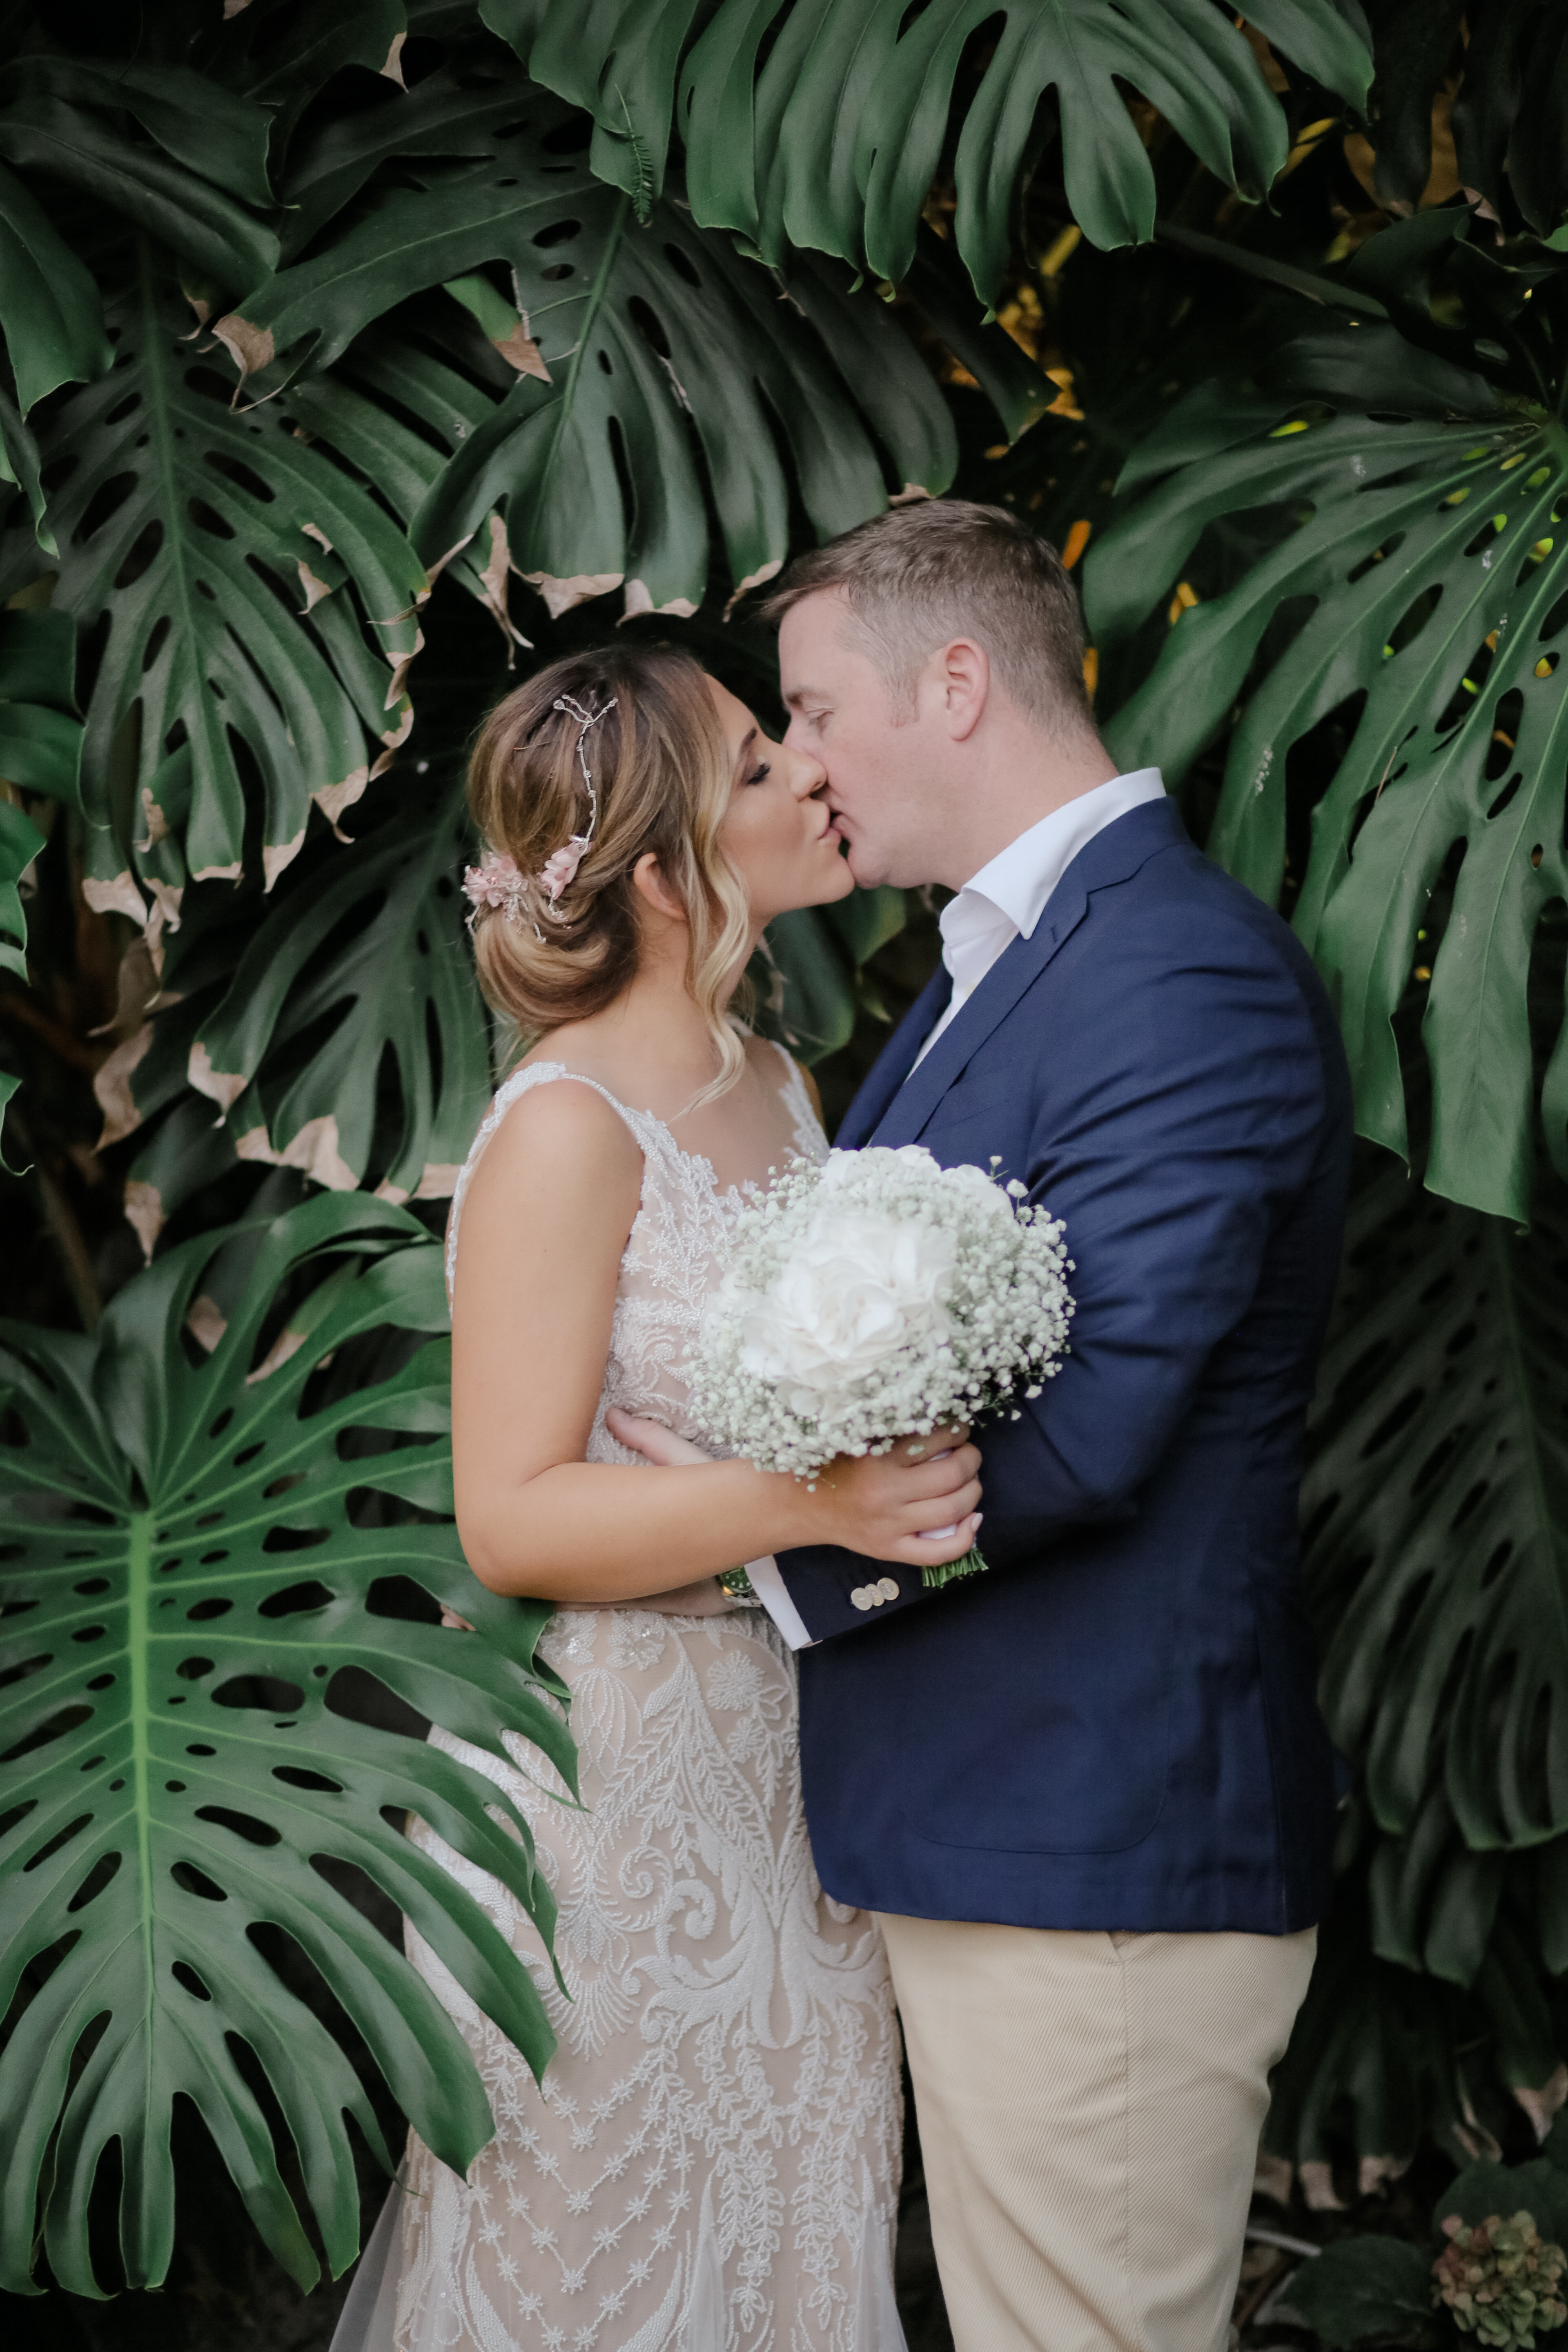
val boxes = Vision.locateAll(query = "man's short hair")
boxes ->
[760,499,1093,737]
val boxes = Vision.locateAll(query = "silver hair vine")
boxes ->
[461,690,618,940]
[538,692,616,923]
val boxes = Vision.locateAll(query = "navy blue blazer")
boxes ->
[775,798,1351,1934]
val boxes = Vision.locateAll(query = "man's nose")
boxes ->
[791,748,828,797]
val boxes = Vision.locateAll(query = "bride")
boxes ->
[347,644,982,2352]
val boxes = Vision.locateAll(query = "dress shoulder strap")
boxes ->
[762,1036,828,1162]
[444,1061,663,1302]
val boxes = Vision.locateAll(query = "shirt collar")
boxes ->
[954,768,1166,941]
[936,767,1165,996]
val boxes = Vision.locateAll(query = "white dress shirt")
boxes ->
[912,768,1167,1067]
[750,769,1166,1651]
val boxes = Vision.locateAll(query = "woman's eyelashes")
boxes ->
[745,758,771,786]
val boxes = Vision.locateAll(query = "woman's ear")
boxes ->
[632,851,688,925]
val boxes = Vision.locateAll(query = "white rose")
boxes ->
[735,1210,957,1410]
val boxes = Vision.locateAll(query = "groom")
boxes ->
[753,501,1351,2352]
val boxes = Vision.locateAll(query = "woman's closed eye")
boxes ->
[745,758,771,786]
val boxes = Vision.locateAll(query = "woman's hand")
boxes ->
[611,1409,983,1572]
[796,1426,982,1567]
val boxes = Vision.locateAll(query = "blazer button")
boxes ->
[877,1577,900,1601]
[851,1586,874,1611]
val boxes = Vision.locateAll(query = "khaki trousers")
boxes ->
[877,1912,1316,2352]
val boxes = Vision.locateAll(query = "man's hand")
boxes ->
[605,1410,715,1470]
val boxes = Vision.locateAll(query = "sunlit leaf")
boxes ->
[1086,298,1568,1222]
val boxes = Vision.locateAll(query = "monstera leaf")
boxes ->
[209,0,410,141]
[0,606,82,808]
[1451,0,1568,238]
[10,57,277,212]
[0,608,82,1165]
[752,887,909,1063]
[1360,0,1568,237]
[1302,1140,1568,1863]
[0,800,46,1169]
[0,160,111,418]
[1262,1854,1565,2178]
[93,777,490,1240]
[183,786,491,1207]
[214,94,989,617]
[0,1194,575,2294]
[1085,279,1568,1223]
[1267,1100,1568,2163]
[486,0,1373,301]
[283,332,528,641]
[0,95,278,294]
[16,243,428,908]
[278,57,539,254]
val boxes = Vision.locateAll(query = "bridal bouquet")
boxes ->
[690,1145,1074,1587]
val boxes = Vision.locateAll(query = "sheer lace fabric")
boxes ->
[383,1052,906,2352]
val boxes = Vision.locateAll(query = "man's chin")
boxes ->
[843,844,890,891]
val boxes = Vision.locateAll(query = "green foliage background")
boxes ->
[4,0,1568,2323]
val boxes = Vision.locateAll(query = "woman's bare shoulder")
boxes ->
[466,1070,643,1221]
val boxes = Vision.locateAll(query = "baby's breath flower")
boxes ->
[689,1147,1075,1491]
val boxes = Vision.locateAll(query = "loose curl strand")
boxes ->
[466,646,755,1106]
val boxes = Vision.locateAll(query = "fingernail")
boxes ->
[971,1513,983,1530]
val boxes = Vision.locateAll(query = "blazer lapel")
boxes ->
[835,962,951,1148]
[871,797,1186,1150]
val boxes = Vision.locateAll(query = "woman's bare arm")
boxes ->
[450,1078,982,1602]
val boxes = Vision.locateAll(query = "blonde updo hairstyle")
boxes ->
[466,646,753,1104]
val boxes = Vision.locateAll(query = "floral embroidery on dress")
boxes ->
[386,1047,906,2352]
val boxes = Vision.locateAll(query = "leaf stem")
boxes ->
[921,1544,989,1591]
[126,1506,156,2035]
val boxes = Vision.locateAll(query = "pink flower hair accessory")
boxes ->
[461,852,528,925]
[539,839,588,900]
[461,691,618,940]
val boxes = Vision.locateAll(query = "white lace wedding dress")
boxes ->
[341,1050,905,2352]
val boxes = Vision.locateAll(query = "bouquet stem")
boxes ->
[922,1544,989,1591]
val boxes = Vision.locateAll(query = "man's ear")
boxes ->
[632,851,688,924]
[934,638,989,742]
